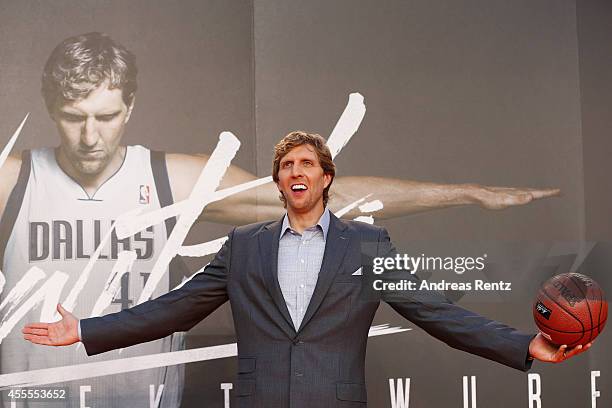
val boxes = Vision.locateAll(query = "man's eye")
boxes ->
[61,114,85,123]
[97,114,118,122]
[281,162,292,168]
[303,161,313,167]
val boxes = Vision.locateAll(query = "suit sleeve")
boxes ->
[81,228,234,356]
[377,228,535,371]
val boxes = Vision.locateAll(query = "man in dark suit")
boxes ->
[23,131,590,407]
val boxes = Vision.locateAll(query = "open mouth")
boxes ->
[291,183,308,192]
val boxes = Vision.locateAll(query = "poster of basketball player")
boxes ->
[0,1,610,407]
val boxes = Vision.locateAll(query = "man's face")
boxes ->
[276,144,332,215]
[52,81,133,176]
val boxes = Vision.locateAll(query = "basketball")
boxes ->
[533,273,607,347]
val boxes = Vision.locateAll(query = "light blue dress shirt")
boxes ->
[277,208,330,330]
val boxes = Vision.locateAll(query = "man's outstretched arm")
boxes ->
[375,227,590,370]
[167,153,559,225]
[23,228,234,354]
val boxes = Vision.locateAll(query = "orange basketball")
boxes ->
[533,273,607,347]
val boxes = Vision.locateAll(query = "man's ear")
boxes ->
[125,96,136,123]
[324,173,332,189]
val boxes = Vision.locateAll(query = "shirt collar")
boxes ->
[280,208,330,241]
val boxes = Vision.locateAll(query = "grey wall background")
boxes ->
[0,0,609,407]
[577,0,612,406]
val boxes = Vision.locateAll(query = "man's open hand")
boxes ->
[22,304,80,346]
[529,333,592,363]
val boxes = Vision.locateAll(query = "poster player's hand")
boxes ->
[22,304,80,346]
[471,185,560,210]
[528,333,592,363]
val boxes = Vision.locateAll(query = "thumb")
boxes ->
[56,303,69,318]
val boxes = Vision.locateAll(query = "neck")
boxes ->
[55,146,126,196]
[287,204,325,234]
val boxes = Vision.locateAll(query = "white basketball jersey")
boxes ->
[1,146,183,408]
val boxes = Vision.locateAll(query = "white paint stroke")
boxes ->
[0,323,406,388]
[115,93,366,240]
[0,272,69,343]
[150,384,164,408]
[90,251,137,318]
[62,224,115,313]
[359,200,384,213]
[326,93,366,159]
[138,132,240,304]
[0,343,237,389]
[171,265,209,291]
[0,114,29,171]
[0,271,5,300]
[0,267,46,318]
[353,215,374,224]
[178,237,228,258]
[114,208,146,240]
[334,194,372,218]
[368,324,411,337]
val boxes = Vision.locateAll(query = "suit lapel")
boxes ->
[298,214,350,332]
[258,219,297,336]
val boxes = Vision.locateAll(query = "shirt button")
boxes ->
[301,259,305,264]
[300,284,304,288]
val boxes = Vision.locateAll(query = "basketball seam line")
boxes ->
[568,274,593,343]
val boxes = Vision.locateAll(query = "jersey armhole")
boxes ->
[150,150,190,288]
[0,150,32,268]
[150,150,176,234]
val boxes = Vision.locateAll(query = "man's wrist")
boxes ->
[455,183,481,205]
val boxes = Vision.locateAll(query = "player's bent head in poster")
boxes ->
[42,32,137,181]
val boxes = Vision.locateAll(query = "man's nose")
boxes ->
[80,117,99,147]
[290,163,304,177]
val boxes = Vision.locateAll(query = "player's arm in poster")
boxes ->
[0,151,558,225]
[165,152,559,225]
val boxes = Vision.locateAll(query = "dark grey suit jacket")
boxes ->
[81,214,534,408]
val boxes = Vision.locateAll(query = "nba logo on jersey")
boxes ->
[139,185,150,204]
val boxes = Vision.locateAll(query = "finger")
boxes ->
[23,334,54,346]
[552,344,568,361]
[22,327,49,336]
[528,188,561,200]
[504,193,532,207]
[56,303,67,317]
[23,323,50,330]
[564,344,583,359]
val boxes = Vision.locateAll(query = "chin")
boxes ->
[75,160,107,176]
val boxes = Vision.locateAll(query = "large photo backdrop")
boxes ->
[0,0,609,407]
